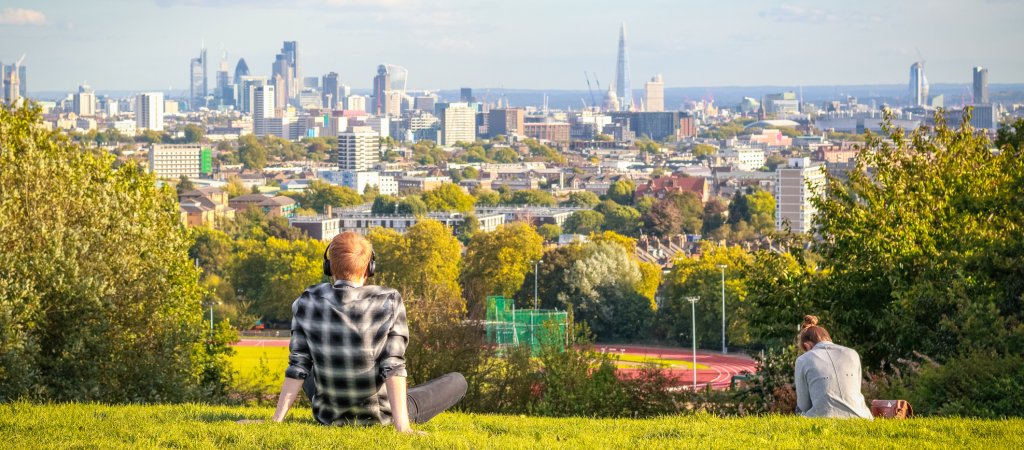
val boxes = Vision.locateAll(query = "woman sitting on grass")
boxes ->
[794,315,873,419]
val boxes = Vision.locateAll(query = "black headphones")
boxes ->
[323,243,376,279]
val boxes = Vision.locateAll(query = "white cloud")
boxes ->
[759,4,882,24]
[0,8,47,26]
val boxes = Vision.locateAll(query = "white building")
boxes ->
[340,170,398,196]
[135,92,164,131]
[643,74,664,112]
[441,102,476,146]
[346,95,366,112]
[336,211,504,235]
[775,157,825,234]
[252,85,275,136]
[722,146,766,171]
[109,119,136,135]
[338,126,379,171]
[148,144,210,180]
[73,85,96,117]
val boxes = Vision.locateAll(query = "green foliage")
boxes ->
[909,352,1024,418]
[283,180,363,213]
[223,208,305,241]
[229,237,325,323]
[503,189,557,206]
[181,124,205,144]
[563,210,605,235]
[373,194,428,216]
[368,220,464,323]
[237,135,268,170]
[176,175,196,194]
[474,189,501,206]
[995,117,1024,151]
[693,143,718,159]
[422,183,476,213]
[462,223,545,310]
[558,242,652,340]
[523,138,566,164]
[537,223,562,242]
[728,189,775,234]
[0,104,227,402]
[656,242,754,348]
[701,118,754,140]
[812,111,1024,365]
[642,192,703,236]
[596,200,641,237]
[411,140,448,165]
[562,190,600,208]
[606,179,636,205]
[764,154,787,171]
[530,324,629,416]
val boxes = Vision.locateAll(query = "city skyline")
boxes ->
[1,1,1023,93]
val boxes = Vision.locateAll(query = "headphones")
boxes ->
[323,244,376,279]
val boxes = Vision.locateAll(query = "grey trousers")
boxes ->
[303,372,467,424]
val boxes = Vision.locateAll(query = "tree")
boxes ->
[596,200,641,236]
[504,189,556,206]
[368,220,463,323]
[563,210,605,235]
[642,192,703,236]
[764,154,787,171]
[372,195,399,214]
[701,198,728,238]
[398,196,428,215]
[810,111,1024,365]
[285,180,362,213]
[537,224,562,242]
[606,180,636,205]
[230,237,325,323]
[422,183,476,213]
[995,117,1024,151]
[475,189,501,206]
[462,223,545,311]
[654,242,754,348]
[182,124,205,144]
[562,191,600,208]
[237,135,268,170]
[693,143,718,159]
[176,175,195,194]
[0,104,230,402]
[561,242,650,340]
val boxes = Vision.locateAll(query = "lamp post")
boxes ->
[686,296,700,390]
[533,259,543,310]
[717,264,727,354]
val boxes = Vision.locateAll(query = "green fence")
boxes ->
[485,296,568,354]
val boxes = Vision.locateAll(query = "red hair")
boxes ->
[328,232,373,280]
[798,315,832,347]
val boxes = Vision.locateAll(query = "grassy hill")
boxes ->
[3,403,1021,449]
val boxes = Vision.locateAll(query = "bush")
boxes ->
[0,104,229,402]
[909,352,1024,418]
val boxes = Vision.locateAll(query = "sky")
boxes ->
[1,0,1022,93]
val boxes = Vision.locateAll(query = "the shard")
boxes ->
[615,23,632,111]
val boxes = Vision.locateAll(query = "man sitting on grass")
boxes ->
[270,231,467,433]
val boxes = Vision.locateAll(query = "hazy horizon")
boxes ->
[2,0,1023,93]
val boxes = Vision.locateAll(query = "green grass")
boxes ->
[2,403,1021,449]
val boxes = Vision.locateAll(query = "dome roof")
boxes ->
[744,119,799,129]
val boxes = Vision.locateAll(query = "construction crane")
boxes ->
[584,71,597,108]
[593,72,603,95]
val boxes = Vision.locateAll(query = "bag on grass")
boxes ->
[870,399,913,419]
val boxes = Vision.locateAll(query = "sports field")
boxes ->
[231,339,755,390]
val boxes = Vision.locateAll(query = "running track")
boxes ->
[234,339,757,391]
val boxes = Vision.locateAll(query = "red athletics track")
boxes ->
[234,339,757,390]
[596,344,756,390]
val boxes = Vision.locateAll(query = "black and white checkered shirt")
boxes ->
[285,280,409,426]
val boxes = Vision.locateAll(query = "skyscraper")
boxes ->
[215,51,230,105]
[73,84,96,117]
[3,66,20,105]
[272,74,287,116]
[272,53,292,106]
[460,87,474,103]
[909,62,929,107]
[252,85,275,136]
[372,65,390,115]
[973,66,989,105]
[238,75,266,114]
[338,126,380,171]
[136,92,164,131]
[775,157,825,234]
[441,102,476,146]
[233,58,250,85]
[322,72,339,109]
[190,46,207,110]
[283,41,300,93]
[615,23,632,112]
[643,74,664,112]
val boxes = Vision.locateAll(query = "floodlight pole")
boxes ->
[687,296,700,390]
[717,264,727,354]
[533,259,543,310]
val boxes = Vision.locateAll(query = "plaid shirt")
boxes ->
[285,280,409,426]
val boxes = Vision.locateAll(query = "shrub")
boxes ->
[909,352,1024,418]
